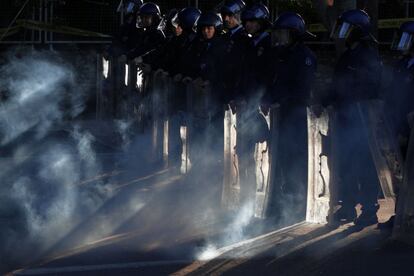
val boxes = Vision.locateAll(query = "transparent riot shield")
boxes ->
[393,113,414,244]
[306,106,336,224]
[357,100,403,201]
[224,102,271,218]
[112,58,129,118]
[96,54,118,119]
[254,107,271,218]
[222,107,239,210]
[150,69,170,165]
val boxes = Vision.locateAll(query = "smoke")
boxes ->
[0,48,313,274]
[0,48,114,271]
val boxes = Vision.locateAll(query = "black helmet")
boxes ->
[172,7,202,32]
[220,0,246,15]
[139,2,161,17]
[137,2,161,28]
[241,3,269,21]
[392,21,414,52]
[331,9,377,43]
[272,12,315,46]
[196,12,223,32]
[273,12,315,37]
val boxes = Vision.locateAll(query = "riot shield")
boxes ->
[306,106,336,224]
[222,107,239,210]
[227,103,271,218]
[393,113,414,244]
[253,107,272,218]
[150,69,170,164]
[357,100,403,201]
[96,54,119,119]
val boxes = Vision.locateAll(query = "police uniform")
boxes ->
[332,41,382,218]
[220,25,251,103]
[388,55,414,154]
[243,31,272,98]
[266,42,317,220]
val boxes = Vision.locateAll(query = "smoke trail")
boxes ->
[0,49,112,271]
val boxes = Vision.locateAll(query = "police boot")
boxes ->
[328,205,357,226]
[354,205,379,227]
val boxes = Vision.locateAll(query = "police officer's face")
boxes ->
[174,25,183,36]
[222,13,239,29]
[202,26,216,40]
[245,20,261,35]
[139,15,153,28]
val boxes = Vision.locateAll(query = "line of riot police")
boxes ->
[100,0,414,229]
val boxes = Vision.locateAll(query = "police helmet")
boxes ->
[172,7,202,32]
[137,2,161,28]
[139,2,161,17]
[331,9,377,43]
[392,21,414,52]
[197,12,223,32]
[272,12,315,46]
[220,0,246,16]
[241,3,269,22]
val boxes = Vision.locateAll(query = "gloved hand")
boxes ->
[228,100,237,114]
[260,103,271,116]
[182,76,193,84]
[311,104,324,118]
[173,74,183,82]
[134,56,143,64]
[118,55,127,63]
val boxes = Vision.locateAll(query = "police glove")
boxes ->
[311,104,324,118]
[134,56,143,65]
[173,74,183,82]
[182,76,193,84]
[118,55,127,63]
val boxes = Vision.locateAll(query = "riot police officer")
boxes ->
[241,3,272,96]
[143,7,201,74]
[265,12,317,222]
[164,7,202,76]
[235,3,271,213]
[110,0,143,56]
[388,21,414,158]
[329,9,382,226]
[126,2,165,61]
[180,12,227,172]
[182,12,225,85]
[378,21,414,230]
[219,0,250,104]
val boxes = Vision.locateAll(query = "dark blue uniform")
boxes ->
[243,31,271,99]
[332,42,382,217]
[387,55,414,154]
[220,25,251,103]
[110,17,144,57]
[266,42,317,221]
[236,31,272,208]
[127,28,165,60]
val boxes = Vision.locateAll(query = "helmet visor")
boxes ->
[331,21,354,39]
[271,29,291,46]
[126,2,137,14]
[392,31,413,51]
[171,13,179,28]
